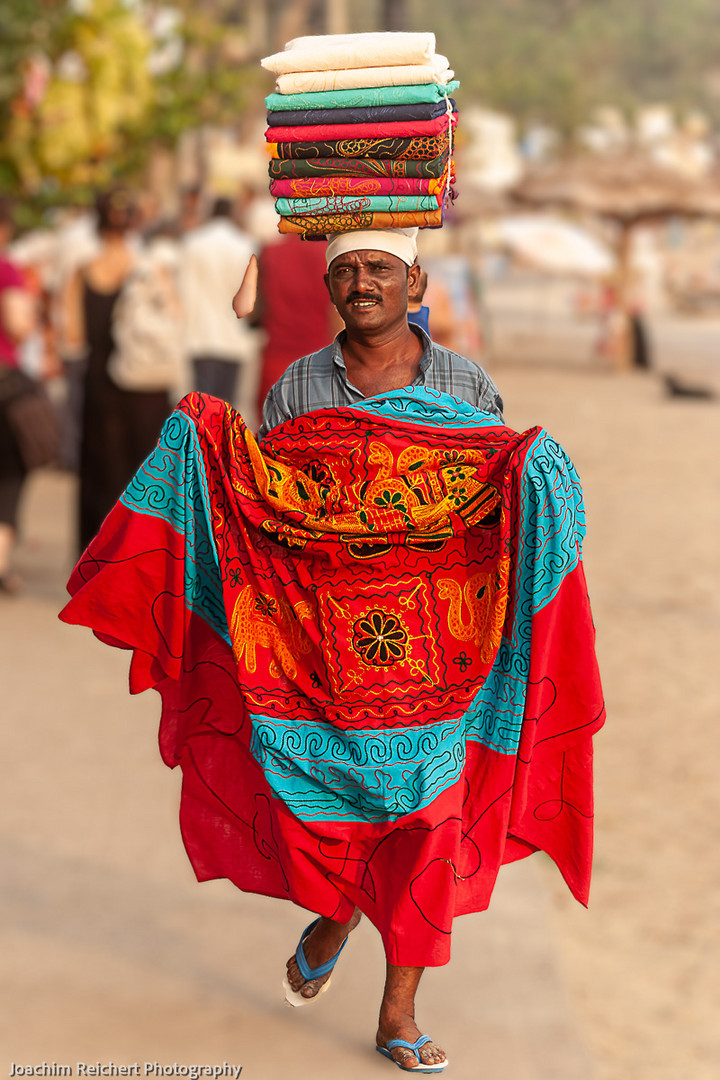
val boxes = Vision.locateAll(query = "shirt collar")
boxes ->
[331,325,434,379]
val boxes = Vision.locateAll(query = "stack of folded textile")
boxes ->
[261,31,458,238]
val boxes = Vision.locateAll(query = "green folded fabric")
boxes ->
[265,80,459,112]
[268,153,450,180]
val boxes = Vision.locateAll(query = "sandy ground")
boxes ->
[1,360,718,1079]
[498,362,720,1080]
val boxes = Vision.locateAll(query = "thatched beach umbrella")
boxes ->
[512,154,720,367]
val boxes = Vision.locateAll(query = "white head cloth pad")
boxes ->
[325,228,418,269]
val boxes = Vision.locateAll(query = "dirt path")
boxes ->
[498,362,720,1080]
[2,362,717,1079]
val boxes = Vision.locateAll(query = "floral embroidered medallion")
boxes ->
[352,609,408,667]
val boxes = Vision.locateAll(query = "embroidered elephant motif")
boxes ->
[230,585,313,680]
[437,562,509,663]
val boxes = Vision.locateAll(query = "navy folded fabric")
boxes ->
[266,99,455,128]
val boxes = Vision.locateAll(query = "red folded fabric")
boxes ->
[266,111,457,143]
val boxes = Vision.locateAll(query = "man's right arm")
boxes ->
[258,374,298,440]
[258,384,282,440]
[258,353,318,439]
[478,373,504,421]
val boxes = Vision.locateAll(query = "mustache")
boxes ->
[346,292,382,304]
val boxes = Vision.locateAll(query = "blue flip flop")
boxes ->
[376,1035,448,1073]
[282,917,349,1007]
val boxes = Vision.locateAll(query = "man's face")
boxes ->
[325,249,420,334]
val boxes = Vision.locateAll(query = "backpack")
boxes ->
[108,241,185,392]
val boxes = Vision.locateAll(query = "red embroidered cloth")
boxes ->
[59,391,604,966]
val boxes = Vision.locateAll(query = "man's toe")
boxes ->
[300,976,324,998]
[419,1042,446,1065]
[286,959,302,990]
[392,1048,417,1068]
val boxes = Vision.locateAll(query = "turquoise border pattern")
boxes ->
[350,386,506,430]
[464,429,584,754]
[250,712,466,823]
[120,411,229,644]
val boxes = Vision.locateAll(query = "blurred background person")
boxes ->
[251,232,341,415]
[180,194,259,423]
[0,198,40,593]
[8,226,62,387]
[49,204,101,472]
[421,250,486,360]
[176,184,205,237]
[62,188,171,553]
[407,265,430,335]
[105,220,185,413]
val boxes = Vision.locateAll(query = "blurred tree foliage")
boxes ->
[1,0,154,202]
[414,0,720,136]
[4,0,720,219]
[0,0,262,218]
[148,0,261,144]
[0,0,65,189]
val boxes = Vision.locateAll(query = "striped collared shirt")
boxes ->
[258,327,503,438]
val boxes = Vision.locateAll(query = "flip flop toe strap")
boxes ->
[385,1036,433,1055]
[295,918,348,981]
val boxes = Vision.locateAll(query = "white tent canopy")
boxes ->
[483,214,616,276]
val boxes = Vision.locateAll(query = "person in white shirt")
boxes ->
[180,197,257,410]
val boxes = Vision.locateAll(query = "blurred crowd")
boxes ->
[0,182,487,595]
[0,183,337,588]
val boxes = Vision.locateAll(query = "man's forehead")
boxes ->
[329,248,405,269]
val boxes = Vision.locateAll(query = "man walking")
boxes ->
[181,196,257,411]
[63,228,604,1075]
[230,228,599,1071]
[258,227,501,1071]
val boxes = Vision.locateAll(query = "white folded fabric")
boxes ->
[283,31,436,54]
[262,32,437,75]
[274,58,453,95]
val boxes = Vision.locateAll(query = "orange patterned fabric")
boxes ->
[277,209,443,236]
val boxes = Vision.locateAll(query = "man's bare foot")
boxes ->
[285,908,361,1002]
[376,1011,446,1070]
[377,965,446,1071]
